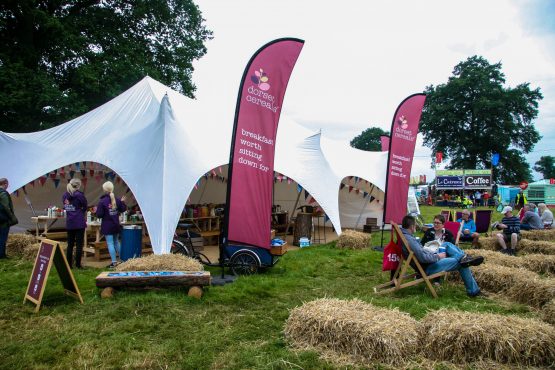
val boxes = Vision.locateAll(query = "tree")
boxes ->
[420,55,542,184]
[0,0,212,133]
[534,156,555,179]
[350,127,389,151]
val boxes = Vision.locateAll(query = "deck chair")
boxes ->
[440,209,452,222]
[474,209,493,236]
[373,222,449,298]
[444,220,462,245]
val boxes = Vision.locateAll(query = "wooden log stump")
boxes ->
[293,212,312,246]
[95,271,211,288]
[101,287,115,299]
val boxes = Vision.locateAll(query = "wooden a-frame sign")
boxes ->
[24,239,83,312]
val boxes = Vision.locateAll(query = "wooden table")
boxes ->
[31,216,65,238]
[85,220,146,243]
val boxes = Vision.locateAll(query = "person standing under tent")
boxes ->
[96,181,127,268]
[62,179,88,268]
[0,178,18,259]
[474,190,482,206]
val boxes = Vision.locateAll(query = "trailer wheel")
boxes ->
[230,250,260,275]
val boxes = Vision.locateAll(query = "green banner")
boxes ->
[464,169,491,175]
[436,170,464,176]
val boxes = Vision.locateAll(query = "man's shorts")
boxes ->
[459,234,474,242]
[501,233,521,242]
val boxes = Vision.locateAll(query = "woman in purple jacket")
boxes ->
[96,181,127,268]
[63,178,88,268]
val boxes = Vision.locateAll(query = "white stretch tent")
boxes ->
[0,77,388,253]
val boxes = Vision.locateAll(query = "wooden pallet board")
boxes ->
[84,241,153,261]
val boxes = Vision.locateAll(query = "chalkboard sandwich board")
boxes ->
[24,239,83,312]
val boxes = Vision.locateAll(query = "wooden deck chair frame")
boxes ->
[374,222,448,298]
[440,209,452,222]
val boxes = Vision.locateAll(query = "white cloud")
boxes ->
[193,0,555,182]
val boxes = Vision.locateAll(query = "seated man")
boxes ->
[520,204,543,230]
[495,206,521,255]
[457,209,480,247]
[400,215,484,297]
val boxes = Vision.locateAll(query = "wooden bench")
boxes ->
[95,271,211,299]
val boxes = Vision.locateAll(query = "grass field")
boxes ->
[0,206,534,369]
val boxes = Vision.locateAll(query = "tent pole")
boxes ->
[354,195,371,230]
[285,187,302,237]
[354,184,374,230]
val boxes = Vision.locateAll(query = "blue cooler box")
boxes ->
[121,225,142,261]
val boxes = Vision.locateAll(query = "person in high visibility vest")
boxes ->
[514,189,527,211]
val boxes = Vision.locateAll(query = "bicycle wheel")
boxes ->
[171,239,191,257]
[230,250,260,275]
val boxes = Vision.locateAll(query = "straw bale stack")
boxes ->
[22,243,41,261]
[115,253,203,272]
[521,229,555,242]
[335,230,372,249]
[542,299,555,326]
[466,249,555,276]
[519,239,555,255]
[476,236,501,251]
[6,234,37,257]
[419,309,555,367]
[470,264,555,308]
[284,298,419,367]
[20,241,68,261]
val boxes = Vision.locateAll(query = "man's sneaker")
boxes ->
[460,254,484,268]
[108,262,118,269]
[500,249,511,255]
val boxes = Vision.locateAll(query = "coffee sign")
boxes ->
[465,174,491,188]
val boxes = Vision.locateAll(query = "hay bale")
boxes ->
[6,234,37,257]
[115,253,203,272]
[419,309,555,367]
[284,298,419,367]
[521,229,555,242]
[519,239,555,255]
[466,249,555,276]
[22,243,41,261]
[476,236,501,251]
[542,299,555,326]
[470,264,555,308]
[335,230,372,249]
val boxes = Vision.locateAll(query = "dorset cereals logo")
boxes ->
[246,68,279,113]
[393,114,415,141]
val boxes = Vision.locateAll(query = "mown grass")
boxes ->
[0,206,530,369]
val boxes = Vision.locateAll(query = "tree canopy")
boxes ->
[420,55,542,184]
[350,127,389,151]
[0,0,212,133]
[534,156,555,179]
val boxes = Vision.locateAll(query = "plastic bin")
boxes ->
[121,225,142,261]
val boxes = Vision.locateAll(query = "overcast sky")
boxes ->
[192,0,555,182]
